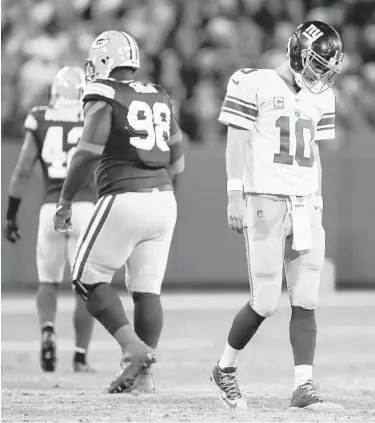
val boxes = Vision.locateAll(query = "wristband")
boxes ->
[227,178,243,193]
[6,196,21,221]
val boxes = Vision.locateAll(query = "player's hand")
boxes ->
[53,204,73,233]
[227,191,248,234]
[3,219,21,243]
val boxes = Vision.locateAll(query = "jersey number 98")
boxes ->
[41,126,83,179]
[127,101,171,152]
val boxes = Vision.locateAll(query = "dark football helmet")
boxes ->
[287,21,344,94]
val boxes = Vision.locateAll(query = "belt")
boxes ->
[133,184,173,193]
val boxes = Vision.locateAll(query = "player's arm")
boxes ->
[316,89,335,145]
[4,130,39,242]
[58,101,112,205]
[167,115,185,188]
[314,89,335,205]
[218,69,258,233]
[314,144,322,197]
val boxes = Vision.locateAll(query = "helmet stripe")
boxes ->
[120,31,133,60]
[120,31,139,61]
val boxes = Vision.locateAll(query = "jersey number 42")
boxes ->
[41,126,83,179]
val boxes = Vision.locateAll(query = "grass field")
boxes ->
[2,291,375,422]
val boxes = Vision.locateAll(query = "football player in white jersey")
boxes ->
[4,67,96,373]
[211,21,343,409]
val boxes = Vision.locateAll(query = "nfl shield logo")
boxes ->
[273,97,284,109]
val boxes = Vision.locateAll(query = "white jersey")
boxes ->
[219,68,336,196]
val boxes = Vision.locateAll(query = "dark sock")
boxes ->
[73,294,95,351]
[289,306,317,365]
[85,283,129,336]
[228,302,266,350]
[36,283,58,329]
[133,292,163,349]
[74,351,86,364]
[42,324,54,334]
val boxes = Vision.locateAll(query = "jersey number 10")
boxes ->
[41,126,83,179]
[273,116,315,167]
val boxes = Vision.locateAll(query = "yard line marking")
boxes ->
[2,292,375,315]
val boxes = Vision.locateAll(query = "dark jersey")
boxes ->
[82,78,179,197]
[24,104,97,204]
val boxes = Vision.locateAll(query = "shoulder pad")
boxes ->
[127,80,159,94]
[24,105,47,131]
[83,79,116,100]
[230,68,259,85]
[29,105,48,114]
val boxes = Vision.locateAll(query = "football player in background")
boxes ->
[4,67,96,373]
[211,21,343,409]
[53,30,184,394]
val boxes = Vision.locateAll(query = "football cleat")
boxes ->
[131,367,156,393]
[290,380,324,408]
[210,363,247,410]
[108,342,156,394]
[40,330,57,372]
[73,362,97,373]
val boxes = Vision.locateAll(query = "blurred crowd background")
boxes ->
[2,0,375,145]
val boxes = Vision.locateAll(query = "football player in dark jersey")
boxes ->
[53,31,185,394]
[4,67,96,373]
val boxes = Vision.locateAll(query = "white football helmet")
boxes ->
[50,66,85,105]
[85,31,140,82]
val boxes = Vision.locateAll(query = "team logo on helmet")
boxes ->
[302,24,324,45]
[92,35,110,49]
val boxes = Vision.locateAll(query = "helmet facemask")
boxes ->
[299,48,342,94]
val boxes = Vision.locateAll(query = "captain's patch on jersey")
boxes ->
[273,97,284,109]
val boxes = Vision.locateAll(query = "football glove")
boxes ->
[53,204,73,233]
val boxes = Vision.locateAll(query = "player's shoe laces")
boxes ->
[40,330,57,372]
[108,342,156,394]
[131,367,156,393]
[210,363,247,410]
[290,380,323,408]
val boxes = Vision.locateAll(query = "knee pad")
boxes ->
[251,282,281,317]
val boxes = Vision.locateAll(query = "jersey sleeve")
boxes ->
[82,79,116,107]
[316,89,335,142]
[218,69,259,131]
[24,108,39,133]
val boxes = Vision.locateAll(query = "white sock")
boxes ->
[218,343,241,369]
[294,365,313,390]
[75,347,86,354]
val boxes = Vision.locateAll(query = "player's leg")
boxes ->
[36,203,66,372]
[71,194,155,392]
[125,191,177,392]
[285,201,325,407]
[212,195,288,409]
[67,202,96,372]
